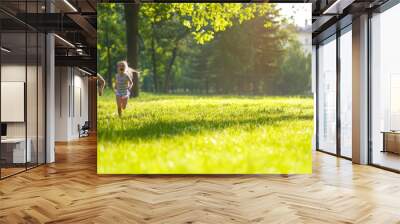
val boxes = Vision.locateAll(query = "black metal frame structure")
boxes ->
[315,29,352,160]
[0,0,47,180]
[316,22,352,160]
[314,10,360,160]
[367,0,400,173]
[314,0,400,172]
[0,0,97,180]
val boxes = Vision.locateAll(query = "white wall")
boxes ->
[1,64,26,150]
[55,67,70,141]
[55,67,89,141]
[1,65,29,138]
[1,63,46,164]
[74,73,89,136]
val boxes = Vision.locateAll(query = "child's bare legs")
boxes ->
[116,96,129,117]
[116,96,122,117]
[121,96,128,110]
[98,85,104,96]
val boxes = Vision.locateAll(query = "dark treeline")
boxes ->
[98,3,311,96]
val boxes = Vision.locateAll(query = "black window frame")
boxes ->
[0,0,48,180]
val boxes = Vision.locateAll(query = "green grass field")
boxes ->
[97,91,313,174]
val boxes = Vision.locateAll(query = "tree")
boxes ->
[98,3,311,96]
[137,3,281,93]
[124,4,140,97]
[105,22,112,87]
[276,40,311,95]
[97,3,126,88]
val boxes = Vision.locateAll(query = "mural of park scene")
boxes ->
[97,3,313,174]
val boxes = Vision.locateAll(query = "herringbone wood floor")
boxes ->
[1,135,400,224]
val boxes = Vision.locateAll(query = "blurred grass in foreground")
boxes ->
[98,91,313,174]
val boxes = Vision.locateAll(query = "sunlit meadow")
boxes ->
[97,91,313,174]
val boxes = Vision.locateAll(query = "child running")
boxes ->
[97,73,106,96]
[114,61,133,117]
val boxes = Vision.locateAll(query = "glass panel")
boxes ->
[1,30,27,177]
[0,0,46,178]
[38,33,45,165]
[318,36,337,154]
[27,31,38,169]
[340,29,352,158]
[371,4,400,171]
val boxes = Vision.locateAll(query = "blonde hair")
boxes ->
[117,60,129,74]
[117,60,140,77]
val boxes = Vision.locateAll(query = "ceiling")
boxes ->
[310,0,390,42]
[0,0,395,73]
[0,0,97,74]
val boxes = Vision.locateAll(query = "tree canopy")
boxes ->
[97,3,311,95]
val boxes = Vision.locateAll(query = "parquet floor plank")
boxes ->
[1,135,400,223]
